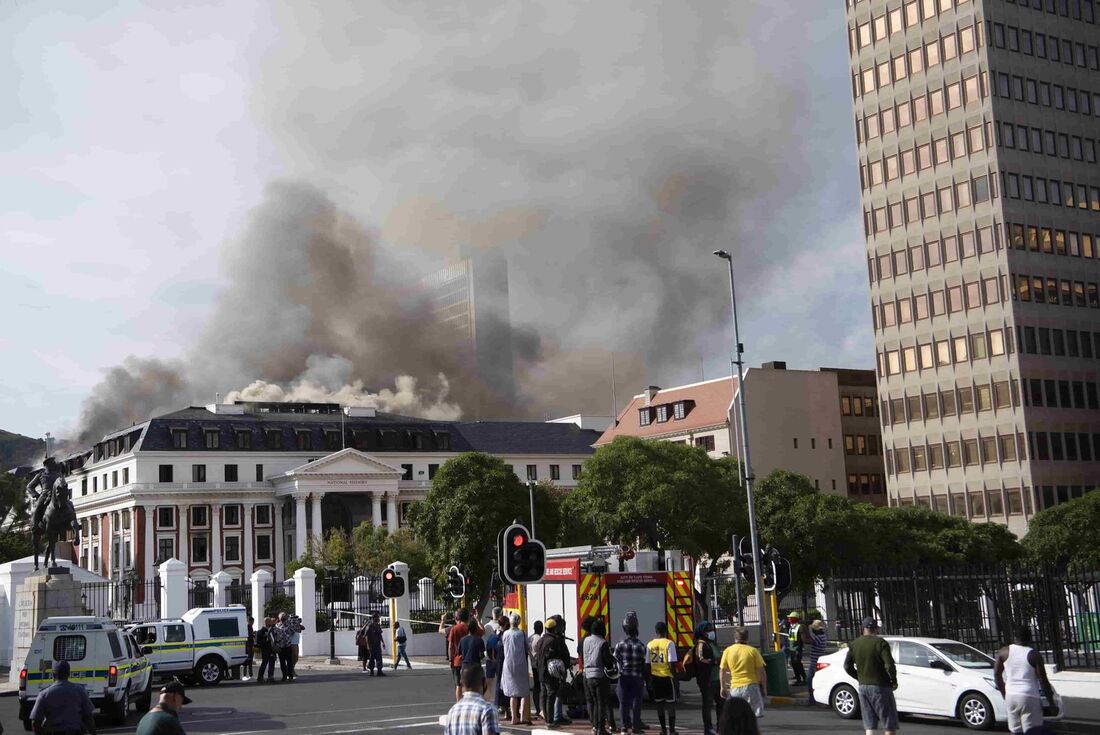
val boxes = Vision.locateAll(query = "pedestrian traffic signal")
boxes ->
[446,565,465,599]
[382,566,405,598]
[499,523,545,585]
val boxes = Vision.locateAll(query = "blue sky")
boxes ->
[1,1,871,440]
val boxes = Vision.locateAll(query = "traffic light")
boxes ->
[499,523,546,584]
[736,536,755,581]
[446,565,465,599]
[382,566,405,598]
[773,557,792,594]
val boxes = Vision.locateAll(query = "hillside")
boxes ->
[0,430,44,472]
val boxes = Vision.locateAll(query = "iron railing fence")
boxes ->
[187,579,213,610]
[315,574,386,631]
[830,563,1100,671]
[80,578,161,623]
[225,582,252,609]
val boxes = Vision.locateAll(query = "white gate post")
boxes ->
[159,558,188,618]
[210,571,232,608]
[252,569,272,625]
[293,567,317,654]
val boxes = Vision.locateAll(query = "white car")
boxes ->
[812,636,1064,730]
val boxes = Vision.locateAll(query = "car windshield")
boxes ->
[930,642,994,669]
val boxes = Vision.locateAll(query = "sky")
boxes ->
[0,1,871,442]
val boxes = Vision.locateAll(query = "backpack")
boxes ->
[680,647,696,681]
[396,627,407,643]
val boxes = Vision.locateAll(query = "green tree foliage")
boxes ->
[351,525,430,580]
[1023,491,1100,571]
[0,529,32,564]
[562,437,745,566]
[408,452,537,597]
[0,472,30,526]
[754,469,1024,586]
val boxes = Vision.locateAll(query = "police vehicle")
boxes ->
[127,606,249,686]
[18,616,153,730]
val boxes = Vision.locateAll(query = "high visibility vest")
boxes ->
[788,623,801,641]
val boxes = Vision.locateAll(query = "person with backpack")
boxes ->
[614,612,646,735]
[356,619,372,673]
[582,618,616,735]
[539,616,572,729]
[691,621,723,735]
[256,617,277,683]
[394,621,412,669]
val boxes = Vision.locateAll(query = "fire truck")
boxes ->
[517,546,696,656]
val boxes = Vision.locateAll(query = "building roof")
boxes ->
[595,377,735,445]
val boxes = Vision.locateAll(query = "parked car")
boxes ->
[127,605,249,686]
[812,636,1064,730]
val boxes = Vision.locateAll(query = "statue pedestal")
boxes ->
[8,567,86,684]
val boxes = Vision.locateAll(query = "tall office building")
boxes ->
[845,0,1100,534]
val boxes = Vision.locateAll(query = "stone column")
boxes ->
[178,504,189,572]
[159,558,188,619]
[251,568,272,626]
[210,570,232,607]
[294,494,308,560]
[274,500,285,580]
[143,505,155,582]
[293,567,317,654]
[387,493,399,531]
[242,502,255,581]
[210,502,222,573]
[107,511,115,580]
[311,492,324,547]
[371,493,383,528]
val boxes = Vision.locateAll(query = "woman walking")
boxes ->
[356,619,371,673]
[693,621,723,735]
[501,613,532,725]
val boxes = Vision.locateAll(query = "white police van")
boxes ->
[127,606,249,686]
[18,616,152,730]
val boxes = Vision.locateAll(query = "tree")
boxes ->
[408,452,539,602]
[351,524,430,580]
[0,472,29,527]
[562,437,745,566]
[0,529,32,564]
[1023,491,1100,571]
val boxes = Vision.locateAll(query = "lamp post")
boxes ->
[713,249,771,650]
[324,566,339,665]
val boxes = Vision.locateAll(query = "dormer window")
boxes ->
[266,430,283,449]
[235,430,252,449]
[171,429,188,449]
[324,430,342,450]
[673,402,687,420]
[204,430,220,449]
[638,408,652,426]
[655,405,669,423]
[296,431,312,451]
[435,432,451,450]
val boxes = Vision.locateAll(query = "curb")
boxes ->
[1053,720,1100,734]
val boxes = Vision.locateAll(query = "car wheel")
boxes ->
[958,692,994,730]
[196,656,224,686]
[832,684,861,720]
[136,678,153,711]
[110,689,129,725]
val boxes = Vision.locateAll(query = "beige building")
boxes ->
[597,364,886,502]
[845,0,1100,534]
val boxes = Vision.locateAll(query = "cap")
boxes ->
[811,620,826,632]
[787,611,801,620]
[861,616,879,629]
[54,660,71,679]
[161,680,193,705]
[544,618,558,631]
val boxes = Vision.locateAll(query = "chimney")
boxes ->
[761,361,787,370]
[644,386,661,406]
[344,406,377,418]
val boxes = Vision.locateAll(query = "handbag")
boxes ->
[355,630,367,647]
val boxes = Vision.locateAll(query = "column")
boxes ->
[311,492,324,546]
[292,567,317,654]
[387,493,399,531]
[294,493,308,560]
[210,502,222,573]
[250,569,272,627]
[371,493,383,528]
[274,500,285,580]
[210,571,232,607]
[159,558,188,619]
[178,504,189,571]
[143,504,155,582]
[107,511,115,580]
[242,502,255,581]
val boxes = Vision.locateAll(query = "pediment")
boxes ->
[283,448,403,477]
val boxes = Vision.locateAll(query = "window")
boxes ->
[224,535,241,563]
[156,537,174,564]
[224,464,238,483]
[192,535,209,564]
[401,464,413,481]
[159,465,173,483]
[53,635,87,662]
[208,617,240,639]
[204,430,219,449]
[526,465,538,481]
[655,405,669,423]
[191,506,208,527]
[255,464,264,482]
[266,430,283,450]
[164,624,186,643]
[296,431,312,451]
[191,464,206,483]
[256,534,273,561]
[638,408,651,426]
[694,435,716,452]
[255,505,272,526]
[572,464,583,480]
[673,402,686,420]
[224,505,240,526]
[428,463,439,480]
[235,430,252,449]
[157,507,175,529]
[550,464,561,481]
[172,429,188,449]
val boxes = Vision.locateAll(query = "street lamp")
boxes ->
[713,249,771,650]
[324,566,339,665]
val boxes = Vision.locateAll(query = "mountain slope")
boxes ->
[0,430,44,473]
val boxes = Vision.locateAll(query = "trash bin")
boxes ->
[763,652,790,697]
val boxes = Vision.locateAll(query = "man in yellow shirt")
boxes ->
[646,621,678,735]
[720,626,767,718]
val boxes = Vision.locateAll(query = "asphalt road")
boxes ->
[2,666,1095,735]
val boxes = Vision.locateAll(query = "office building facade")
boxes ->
[846,0,1100,533]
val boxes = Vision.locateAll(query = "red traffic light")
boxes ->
[511,532,526,547]
[383,570,395,580]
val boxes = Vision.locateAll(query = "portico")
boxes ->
[273,448,404,559]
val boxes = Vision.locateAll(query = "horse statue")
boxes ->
[32,476,80,571]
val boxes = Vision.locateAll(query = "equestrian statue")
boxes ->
[26,456,81,571]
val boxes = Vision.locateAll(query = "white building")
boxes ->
[57,401,600,589]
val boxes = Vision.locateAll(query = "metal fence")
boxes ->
[410,578,456,634]
[187,579,213,610]
[81,578,161,623]
[226,582,252,609]
[315,575,385,631]
[830,563,1100,670]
